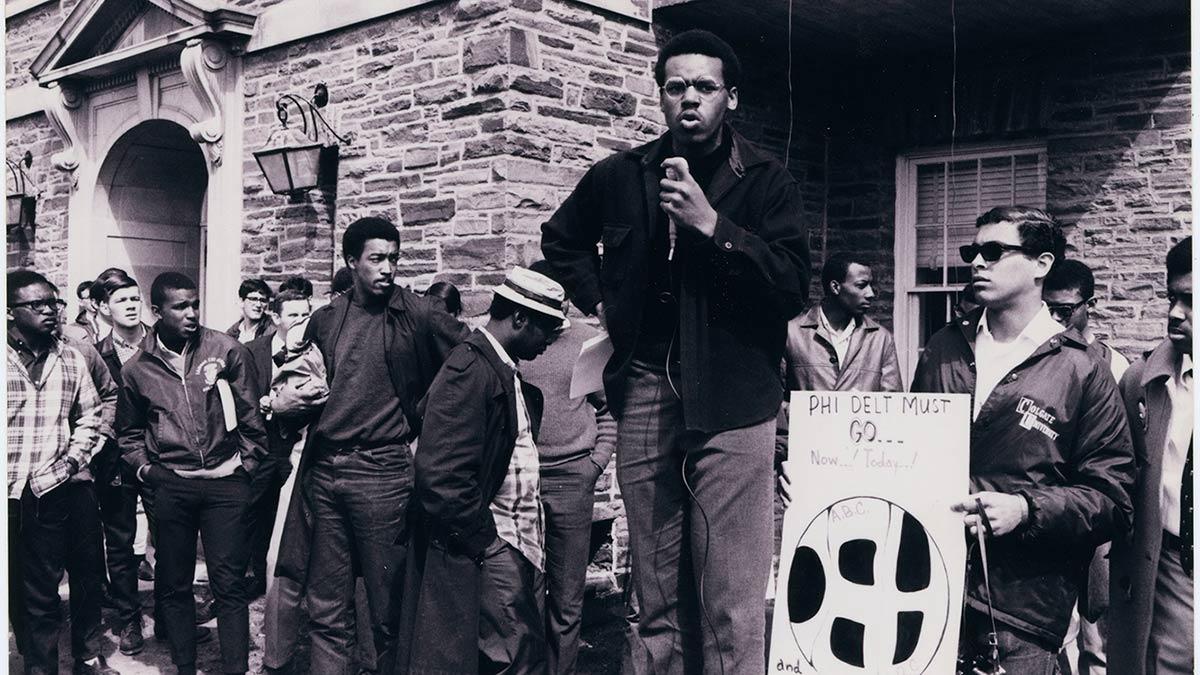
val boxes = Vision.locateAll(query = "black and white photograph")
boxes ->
[3,0,1193,673]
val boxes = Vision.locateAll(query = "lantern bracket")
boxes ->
[275,83,353,146]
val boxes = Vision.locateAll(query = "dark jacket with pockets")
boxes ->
[392,330,544,675]
[911,308,1135,646]
[94,329,149,485]
[541,127,810,433]
[274,286,468,586]
[117,326,267,477]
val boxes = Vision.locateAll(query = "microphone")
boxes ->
[664,159,688,262]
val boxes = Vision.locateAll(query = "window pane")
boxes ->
[946,160,981,222]
[911,152,1046,288]
[916,292,954,357]
[901,146,1047,372]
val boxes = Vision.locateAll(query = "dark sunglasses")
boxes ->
[1047,297,1094,320]
[1168,291,1193,308]
[959,242,1037,264]
[11,298,67,313]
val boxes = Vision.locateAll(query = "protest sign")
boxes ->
[769,392,971,675]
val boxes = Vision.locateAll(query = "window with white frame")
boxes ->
[893,142,1047,380]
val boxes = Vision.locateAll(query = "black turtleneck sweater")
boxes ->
[635,133,733,366]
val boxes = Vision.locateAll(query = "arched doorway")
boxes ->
[93,119,208,319]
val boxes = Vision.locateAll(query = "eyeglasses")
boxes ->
[660,78,726,99]
[244,295,269,304]
[959,242,1037,264]
[1047,297,1094,321]
[11,298,67,313]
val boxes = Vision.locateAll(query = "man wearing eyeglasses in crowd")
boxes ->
[7,269,118,675]
[228,279,276,344]
[542,29,809,675]
[912,206,1134,674]
[1046,260,1131,382]
[1043,259,1131,675]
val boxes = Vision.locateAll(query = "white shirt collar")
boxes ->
[977,303,1063,347]
[818,306,857,343]
[478,327,517,371]
[1179,353,1193,382]
[271,332,286,354]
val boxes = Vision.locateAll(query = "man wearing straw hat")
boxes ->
[396,266,568,675]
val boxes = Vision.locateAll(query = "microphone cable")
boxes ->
[666,332,726,675]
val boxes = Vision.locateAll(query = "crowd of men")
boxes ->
[8,28,1193,675]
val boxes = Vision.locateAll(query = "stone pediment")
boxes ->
[31,0,255,84]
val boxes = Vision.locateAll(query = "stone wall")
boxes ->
[239,0,662,309]
[5,0,79,91]
[238,0,663,583]
[1044,22,1191,350]
[5,116,71,282]
[725,17,1191,355]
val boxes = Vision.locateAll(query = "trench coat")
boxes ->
[389,330,544,675]
[1107,339,1188,675]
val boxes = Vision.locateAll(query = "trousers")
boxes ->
[617,359,775,675]
[153,469,252,673]
[8,481,106,674]
[540,455,598,674]
[304,444,411,675]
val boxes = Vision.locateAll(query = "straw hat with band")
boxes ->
[493,267,571,329]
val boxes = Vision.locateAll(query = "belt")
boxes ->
[1162,529,1183,552]
[316,439,408,456]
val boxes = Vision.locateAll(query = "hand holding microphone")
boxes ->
[664,162,681,261]
[659,157,719,242]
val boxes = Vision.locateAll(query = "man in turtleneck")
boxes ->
[542,29,810,675]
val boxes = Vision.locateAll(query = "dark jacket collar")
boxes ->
[145,324,203,364]
[466,329,521,434]
[465,329,515,381]
[97,323,152,359]
[338,285,412,315]
[633,125,769,177]
[1140,338,1186,387]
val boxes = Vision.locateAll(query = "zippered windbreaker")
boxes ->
[911,308,1135,645]
[117,326,267,474]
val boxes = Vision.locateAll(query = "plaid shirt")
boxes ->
[7,335,105,498]
[480,328,545,571]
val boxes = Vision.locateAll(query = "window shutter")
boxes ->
[914,153,1046,280]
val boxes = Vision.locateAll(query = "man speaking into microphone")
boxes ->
[541,29,810,675]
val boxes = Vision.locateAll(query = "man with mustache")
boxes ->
[1108,236,1194,675]
[912,206,1135,673]
[118,272,268,675]
[275,217,468,675]
[541,29,810,674]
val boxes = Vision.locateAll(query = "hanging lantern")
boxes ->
[253,83,352,196]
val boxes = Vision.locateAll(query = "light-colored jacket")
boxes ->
[783,305,903,393]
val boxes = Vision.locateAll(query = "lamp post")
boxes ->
[253,83,352,196]
[7,151,36,238]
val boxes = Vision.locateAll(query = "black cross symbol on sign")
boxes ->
[787,497,952,673]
